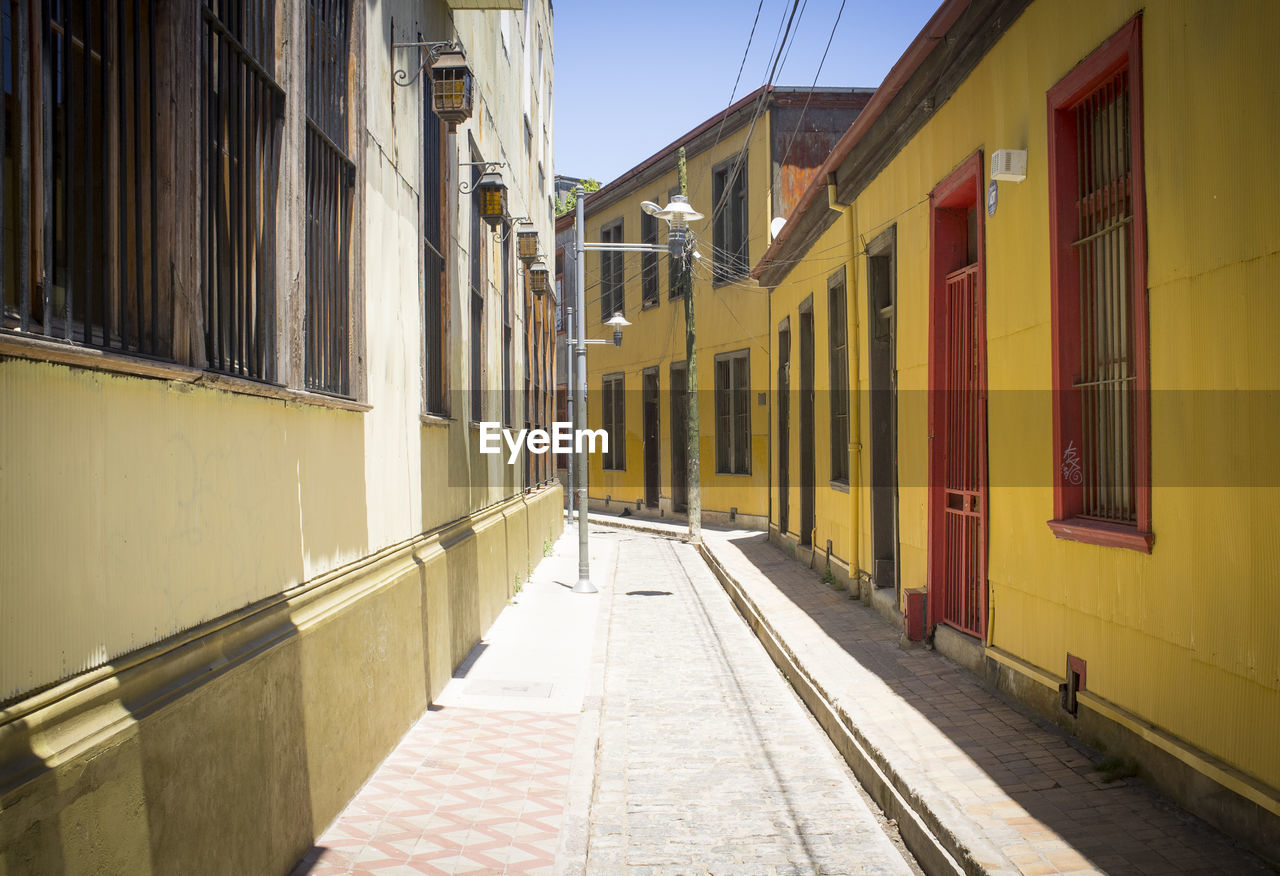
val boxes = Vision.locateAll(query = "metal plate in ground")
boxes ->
[466,679,553,698]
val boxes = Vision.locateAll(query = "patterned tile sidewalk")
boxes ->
[293,707,578,875]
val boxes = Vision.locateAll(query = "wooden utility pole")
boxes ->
[678,147,702,543]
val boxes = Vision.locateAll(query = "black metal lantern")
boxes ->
[517,229,539,265]
[476,170,507,228]
[430,49,473,129]
[528,260,549,297]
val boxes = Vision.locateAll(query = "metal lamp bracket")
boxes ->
[497,216,531,242]
[391,40,460,88]
[458,161,507,194]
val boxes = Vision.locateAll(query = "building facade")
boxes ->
[755,0,1280,858]
[0,0,558,871]
[579,87,871,529]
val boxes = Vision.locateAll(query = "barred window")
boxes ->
[1047,16,1151,551]
[715,349,751,475]
[202,0,283,381]
[3,1,173,358]
[423,72,446,414]
[303,0,353,396]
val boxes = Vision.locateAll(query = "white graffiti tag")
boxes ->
[1061,440,1083,486]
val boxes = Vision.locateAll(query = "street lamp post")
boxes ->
[569,185,701,593]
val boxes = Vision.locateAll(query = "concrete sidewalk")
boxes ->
[586,511,1270,875]
[293,524,613,875]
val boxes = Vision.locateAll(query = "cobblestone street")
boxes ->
[577,530,918,874]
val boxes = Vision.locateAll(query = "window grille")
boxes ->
[202,0,283,381]
[303,0,352,396]
[1072,71,1135,523]
[2,0,171,358]
[423,72,446,414]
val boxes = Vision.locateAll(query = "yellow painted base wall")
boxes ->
[0,487,562,875]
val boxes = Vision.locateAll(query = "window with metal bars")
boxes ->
[503,229,512,426]
[1047,16,1151,551]
[828,269,849,484]
[640,204,658,308]
[601,372,625,470]
[714,349,751,475]
[712,159,748,284]
[201,0,283,382]
[303,0,352,396]
[468,149,485,421]
[2,0,172,358]
[599,217,623,322]
[423,71,447,415]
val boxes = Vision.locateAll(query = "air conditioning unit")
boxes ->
[990,149,1027,182]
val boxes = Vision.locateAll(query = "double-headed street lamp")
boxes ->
[568,185,702,593]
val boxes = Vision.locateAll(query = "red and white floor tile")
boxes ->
[293,708,578,875]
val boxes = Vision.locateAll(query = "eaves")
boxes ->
[754,0,1034,289]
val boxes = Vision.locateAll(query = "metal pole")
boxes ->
[573,185,596,592]
[565,298,575,520]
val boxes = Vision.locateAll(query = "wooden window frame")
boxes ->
[828,267,850,485]
[714,348,751,475]
[2,1,180,361]
[1046,15,1152,553]
[711,157,748,285]
[640,200,658,309]
[599,217,623,322]
[601,371,626,471]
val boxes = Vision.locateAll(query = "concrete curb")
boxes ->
[554,524,613,876]
[697,541,977,876]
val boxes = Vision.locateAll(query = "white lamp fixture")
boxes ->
[605,312,631,346]
[991,149,1028,183]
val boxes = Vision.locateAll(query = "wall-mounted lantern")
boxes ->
[518,228,540,265]
[390,41,474,130]
[528,260,550,297]
[459,162,508,228]
[430,49,474,128]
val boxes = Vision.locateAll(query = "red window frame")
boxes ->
[1046,15,1153,553]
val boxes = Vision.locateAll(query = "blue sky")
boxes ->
[552,0,943,185]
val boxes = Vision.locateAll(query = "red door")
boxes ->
[941,265,984,636]
[928,153,988,641]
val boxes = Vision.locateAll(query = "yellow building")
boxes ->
[579,87,871,529]
[755,0,1280,859]
[0,1,559,871]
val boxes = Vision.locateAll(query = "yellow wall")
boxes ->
[582,116,775,522]
[775,0,1280,793]
[768,219,858,565]
[0,487,561,874]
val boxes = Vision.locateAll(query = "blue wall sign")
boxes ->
[987,180,998,217]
